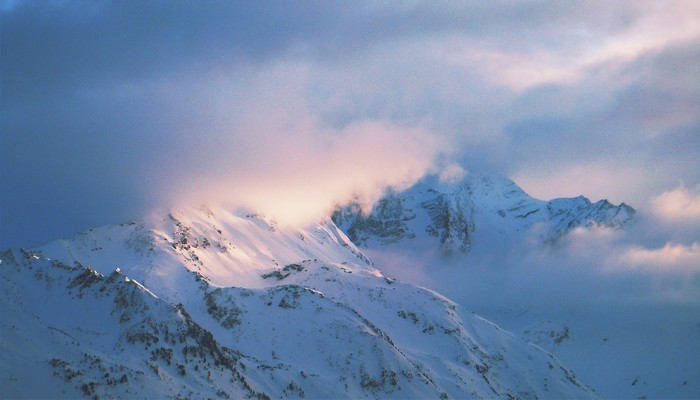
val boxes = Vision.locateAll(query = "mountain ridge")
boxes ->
[0,205,596,399]
[332,174,635,254]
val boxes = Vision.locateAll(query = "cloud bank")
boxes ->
[2,1,699,247]
[369,217,700,321]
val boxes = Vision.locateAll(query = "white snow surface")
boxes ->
[334,174,700,399]
[1,206,595,399]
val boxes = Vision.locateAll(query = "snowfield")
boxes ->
[1,205,595,399]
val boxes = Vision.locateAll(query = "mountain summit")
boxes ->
[0,208,594,398]
[1,206,595,399]
[333,175,635,254]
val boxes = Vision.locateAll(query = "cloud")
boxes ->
[649,184,700,223]
[132,61,445,226]
[503,37,700,208]
[168,113,442,226]
[0,52,445,245]
[371,218,700,317]
[620,242,700,271]
[552,217,699,275]
[511,162,644,204]
[437,163,467,184]
[370,178,700,309]
[2,1,700,249]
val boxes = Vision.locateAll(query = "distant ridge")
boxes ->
[333,174,635,254]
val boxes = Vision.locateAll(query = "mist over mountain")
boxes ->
[333,173,700,399]
[3,1,699,250]
[2,1,699,398]
[2,172,698,398]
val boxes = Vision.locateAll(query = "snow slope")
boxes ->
[333,174,699,399]
[0,206,596,399]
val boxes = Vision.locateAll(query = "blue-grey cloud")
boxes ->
[2,0,699,248]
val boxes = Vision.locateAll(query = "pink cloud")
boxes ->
[650,184,700,223]
[155,66,444,225]
[620,242,700,272]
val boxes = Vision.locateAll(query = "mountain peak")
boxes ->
[1,204,596,399]
[333,173,635,254]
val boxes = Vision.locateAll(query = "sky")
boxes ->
[2,0,700,248]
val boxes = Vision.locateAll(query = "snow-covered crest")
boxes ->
[333,174,635,254]
[1,205,596,399]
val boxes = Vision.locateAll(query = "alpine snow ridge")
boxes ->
[0,206,596,399]
[332,174,635,254]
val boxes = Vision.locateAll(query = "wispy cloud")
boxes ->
[621,242,700,271]
[2,1,699,247]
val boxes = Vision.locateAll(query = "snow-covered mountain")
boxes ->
[333,175,635,254]
[0,207,596,399]
[333,174,699,400]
